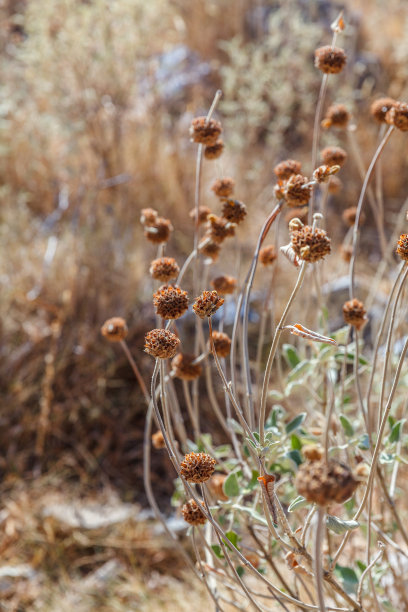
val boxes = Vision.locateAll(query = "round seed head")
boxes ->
[171,353,202,381]
[153,285,189,320]
[342,298,367,330]
[321,146,347,167]
[295,459,358,506]
[211,275,237,295]
[283,174,312,207]
[274,159,302,181]
[190,116,222,145]
[328,175,343,194]
[144,328,180,359]
[208,474,228,501]
[303,445,324,462]
[342,206,365,227]
[144,217,173,244]
[211,177,235,198]
[221,198,247,224]
[314,45,347,74]
[199,239,221,261]
[193,290,224,319]
[210,331,231,357]
[208,214,236,244]
[181,499,207,525]
[190,206,211,225]
[370,97,397,123]
[140,208,158,226]
[259,245,277,266]
[149,257,180,282]
[204,139,224,160]
[386,101,408,131]
[396,234,408,261]
[101,317,128,342]
[321,104,350,129]
[180,452,216,483]
[245,553,260,569]
[152,430,166,449]
[291,226,331,263]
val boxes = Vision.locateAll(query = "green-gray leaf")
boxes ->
[388,419,405,444]
[339,414,354,437]
[223,472,240,498]
[285,413,306,434]
[288,495,308,512]
[327,515,359,535]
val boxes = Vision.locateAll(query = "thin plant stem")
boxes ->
[314,507,327,612]
[120,339,150,405]
[357,543,385,608]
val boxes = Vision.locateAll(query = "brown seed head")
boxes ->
[295,459,358,506]
[204,139,224,160]
[314,45,347,74]
[211,177,235,198]
[181,499,207,525]
[193,290,224,319]
[101,317,128,342]
[303,445,324,462]
[199,239,221,261]
[313,164,340,183]
[140,208,158,226]
[342,298,367,330]
[321,146,347,167]
[259,245,277,266]
[149,257,180,282]
[370,97,397,123]
[342,207,365,227]
[144,328,180,359]
[396,234,408,261]
[152,430,166,449]
[291,226,331,263]
[208,214,236,244]
[190,116,222,145]
[274,159,302,181]
[283,174,312,207]
[211,275,237,295]
[208,474,228,501]
[153,285,189,320]
[210,331,231,357]
[221,198,247,224]
[190,206,211,225]
[340,244,353,262]
[171,353,202,381]
[245,553,260,569]
[322,104,350,129]
[180,452,216,483]
[386,101,408,131]
[328,175,343,194]
[144,217,173,244]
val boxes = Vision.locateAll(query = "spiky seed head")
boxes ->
[193,290,224,319]
[211,275,237,295]
[204,139,224,160]
[283,174,312,207]
[211,177,235,198]
[190,206,211,225]
[313,164,340,183]
[207,215,236,244]
[181,499,207,525]
[171,353,202,381]
[101,317,128,342]
[274,159,302,181]
[144,328,180,359]
[342,298,367,330]
[144,217,173,244]
[342,207,365,227]
[314,45,347,74]
[295,459,358,506]
[396,234,408,261]
[291,226,331,263]
[210,331,231,357]
[190,116,222,145]
[303,445,324,462]
[199,239,221,261]
[153,285,189,320]
[208,474,228,501]
[180,452,216,483]
[370,97,397,123]
[221,198,247,224]
[259,245,277,265]
[321,146,347,167]
[328,175,343,194]
[321,104,350,129]
[151,430,166,449]
[140,208,158,226]
[149,257,180,282]
[386,101,408,131]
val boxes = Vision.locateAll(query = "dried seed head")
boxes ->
[193,290,224,319]
[204,139,224,160]
[208,474,228,501]
[354,463,370,480]
[342,206,365,227]
[221,198,247,224]
[342,298,367,330]
[190,116,222,145]
[321,146,347,167]
[245,553,260,569]
[153,285,189,320]
[291,226,331,263]
[283,174,312,207]
[152,430,166,449]
[211,275,237,295]
[190,206,211,225]
[370,97,397,123]
[101,317,128,342]
[396,234,408,261]
[321,104,350,129]
[303,445,324,462]
[328,175,343,194]
[144,217,173,244]
[149,257,180,282]
[295,459,358,506]
[207,214,236,244]
[313,164,340,184]
[340,244,353,262]
[199,239,221,262]
[211,177,235,198]
[144,328,180,359]
[285,207,309,224]
[274,159,302,181]
[386,101,408,131]
[180,452,216,483]
[140,208,158,226]
[314,45,347,74]
[288,218,304,232]
[171,353,202,381]
[210,331,231,357]
[181,499,207,525]
[259,245,277,265]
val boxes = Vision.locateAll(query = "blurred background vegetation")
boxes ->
[1,0,408,609]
